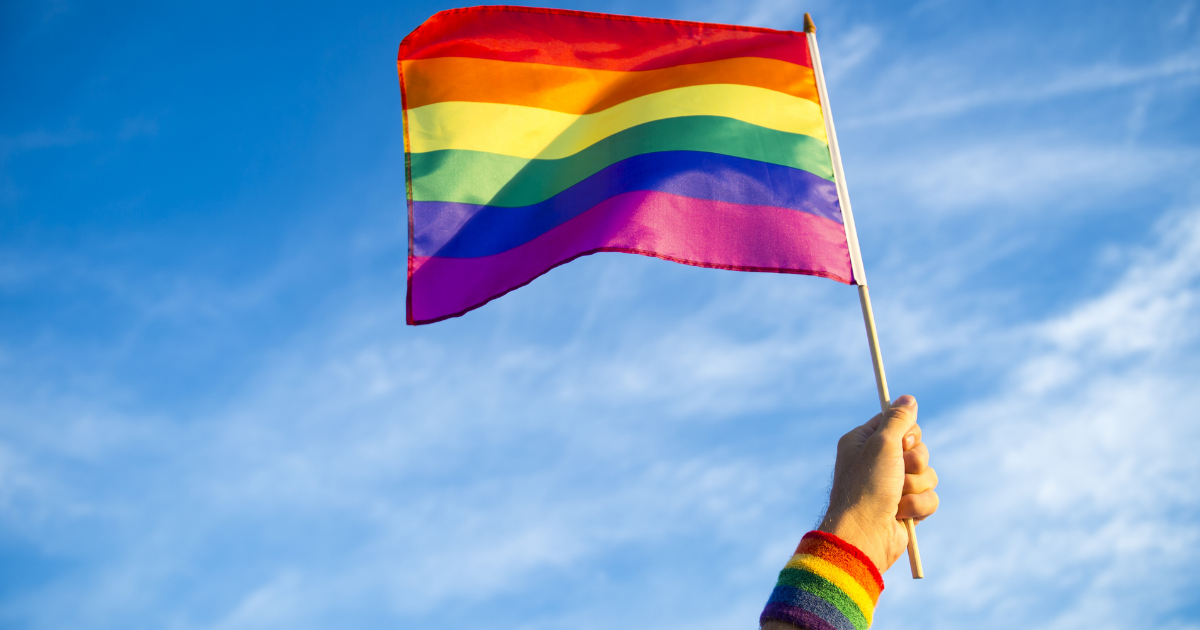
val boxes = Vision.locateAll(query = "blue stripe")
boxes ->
[412,150,841,258]
[766,584,857,630]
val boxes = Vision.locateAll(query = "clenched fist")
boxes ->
[818,395,939,573]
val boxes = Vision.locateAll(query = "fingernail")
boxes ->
[904,434,915,449]
[893,395,916,407]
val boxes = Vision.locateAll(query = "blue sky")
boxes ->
[2,0,1199,628]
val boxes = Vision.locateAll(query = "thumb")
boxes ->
[877,395,918,441]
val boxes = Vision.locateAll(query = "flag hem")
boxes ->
[408,247,853,325]
[399,60,418,325]
[398,5,807,62]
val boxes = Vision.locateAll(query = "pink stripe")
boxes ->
[408,190,853,324]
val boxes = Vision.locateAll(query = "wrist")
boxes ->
[818,509,887,573]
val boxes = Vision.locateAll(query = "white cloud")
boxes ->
[820,25,883,83]
[862,140,1199,215]
[1169,1,1195,30]
[0,125,96,207]
[0,126,94,160]
[686,0,806,29]
[841,52,1200,128]
[118,117,159,141]
[737,0,805,30]
[2,3,1199,628]
[7,203,1199,628]
[881,208,1200,629]
[0,262,854,627]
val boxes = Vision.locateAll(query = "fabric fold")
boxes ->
[399,6,857,325]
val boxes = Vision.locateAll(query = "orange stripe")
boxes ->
[401,56,819,114]
[798,537,883,600]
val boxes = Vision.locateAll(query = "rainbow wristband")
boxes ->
[759,531,884,630]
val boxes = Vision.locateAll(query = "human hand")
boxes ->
[818,395,939,573]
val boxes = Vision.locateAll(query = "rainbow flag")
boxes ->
[399,6,860,325]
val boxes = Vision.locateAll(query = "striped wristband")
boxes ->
[759,531,884,630]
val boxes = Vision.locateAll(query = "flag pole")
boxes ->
[804,12,924,579]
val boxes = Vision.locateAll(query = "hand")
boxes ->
[817,395,939,573]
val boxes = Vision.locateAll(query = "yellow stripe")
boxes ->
[784,553,876,623]
[404,83,827,159]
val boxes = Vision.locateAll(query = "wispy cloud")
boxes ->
[0,127,94,160]
[860,140,1200,215]
[882,207,1200,629]
[6,204,1199,628]
[3,1,1199,628]
[820,25,883,82]
[1169,1,1196,30]
[0,124,96,206]
[843,52,1200,128]
[118,117,159,141]
[683,0,819,30]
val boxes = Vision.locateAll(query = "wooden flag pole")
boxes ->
[859,284,924,579]
[805,12,924,579]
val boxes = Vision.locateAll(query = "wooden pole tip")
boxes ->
[803,13,816,33]
[904,518,925,579]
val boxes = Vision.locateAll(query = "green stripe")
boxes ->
[409,115,833,208]
[777,568,868,630]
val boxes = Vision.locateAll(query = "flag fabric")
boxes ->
[399,6,856,325]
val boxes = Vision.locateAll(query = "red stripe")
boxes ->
[398,5,811,71]
[798,531,885,594]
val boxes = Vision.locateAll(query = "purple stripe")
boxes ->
[407,190,852,324]
[760,602,840,630]
[766,585,856,630]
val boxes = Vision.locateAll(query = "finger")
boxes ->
[877,395,918,443]
[897,488,939,520]
[903,423,923,449]
[903,442,929,473]
[902,466,938,495]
